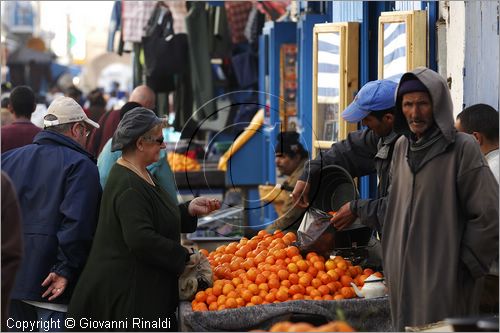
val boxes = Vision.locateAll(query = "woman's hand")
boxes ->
[188,197,221,216]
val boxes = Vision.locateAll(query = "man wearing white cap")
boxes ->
[2,97,102,330]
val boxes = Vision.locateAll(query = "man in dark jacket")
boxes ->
[2,97,102,330]
[383,67,498,330]
[292,80,399,234]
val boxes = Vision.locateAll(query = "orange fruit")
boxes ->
[311,278,322,289]
[318,285,330,296]
[208,302,218,311]
[225,297,237,309]
[309,289,321,298]
[325,259,336,271]
[222,283,235,295]
[326,269,339,281]
[289,273,299,285]
[275,289,288,302]
[241,289,253,302]
[334,294,345,300]
[340,286,355,299]
[277,269,289,281]
[313,261,325,272]
[306,252,319,260]
[255,274,267,285]
[206,294,217,305]
[307,266,319,278]
[199,248,209,257]
[289,284,305,295]
[323,294,334,300]
[292,293,304,300]
[298,275,311,287]
[248,283,259,295]
[340,275,353,287]
[250,295,263,305]
[319,272,332,285]
[373,271,383,278]
[258,283,269,292]
[287,263,299,274]
[195,291,207,303]
[296,259,309,272]
[265,292,276,303]
[280,279,291,288]
[363,268,374,276]
[213,285,222,296]
[286,246,300,258]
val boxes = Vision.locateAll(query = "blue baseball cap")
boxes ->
[342,80,398,122]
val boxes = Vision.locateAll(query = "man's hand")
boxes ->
[291,180,310,209]
[188,197,221,216]
[331,202,357,231]
[41,272,68,301]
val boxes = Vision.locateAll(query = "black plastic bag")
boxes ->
[296,207,336,258]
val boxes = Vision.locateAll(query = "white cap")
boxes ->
[44,97,99,129]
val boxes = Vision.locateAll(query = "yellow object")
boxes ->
[217,109,264,171]
[167,153,201,172]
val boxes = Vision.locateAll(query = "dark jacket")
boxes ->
[1,130,101,304]
[1,171,23,331]
[68,164,196,331]
[300,128,399,230]
[383,67,499,330]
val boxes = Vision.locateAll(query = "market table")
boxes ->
[179,297,392,332]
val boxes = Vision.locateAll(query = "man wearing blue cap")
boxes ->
[292,79,399,238]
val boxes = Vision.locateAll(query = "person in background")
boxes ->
[97,101,178,203]
[1,171,23,332]
[1,93,13,126]
[1,86,41,152]
[455,103,499,315]
[86,85,156,157]
[67,107,220,331]
[85,88,107,124]
[382,67,498,330]
[264,131,308,233]
[1,97,102,331]
[65,86,83,106]
[455,103,499,182]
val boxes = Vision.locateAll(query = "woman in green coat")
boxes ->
[67,107,220,331]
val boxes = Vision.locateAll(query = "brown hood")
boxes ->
[394,67,456,143]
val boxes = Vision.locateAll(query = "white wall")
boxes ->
[441,1,500,117]
[445,1,466,117]
[463,1,500,111]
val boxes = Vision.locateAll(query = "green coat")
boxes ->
[67,164,196,331]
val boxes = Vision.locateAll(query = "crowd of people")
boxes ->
[0,66,498,332]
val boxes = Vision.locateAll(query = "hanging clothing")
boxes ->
[107,1,122,52]
[168,0,187,34]
[121,1,156,43]
[224,2,253,45]
[185,2,215,121]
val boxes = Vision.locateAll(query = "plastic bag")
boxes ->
[179,250,213,301]
[296,207,336,258]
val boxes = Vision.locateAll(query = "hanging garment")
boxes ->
[142,3,188,93]
[185,2,215,121]
[224,2,253,45]
[122,1,156,43]
[107,1,122,52]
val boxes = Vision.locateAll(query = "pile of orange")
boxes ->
[263,320,355,332]
[191,230,383,312]
[167,152,201,172]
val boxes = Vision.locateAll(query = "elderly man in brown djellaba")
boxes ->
[381,67,498,331]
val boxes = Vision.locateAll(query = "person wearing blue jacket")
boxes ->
[2,97,101,331]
